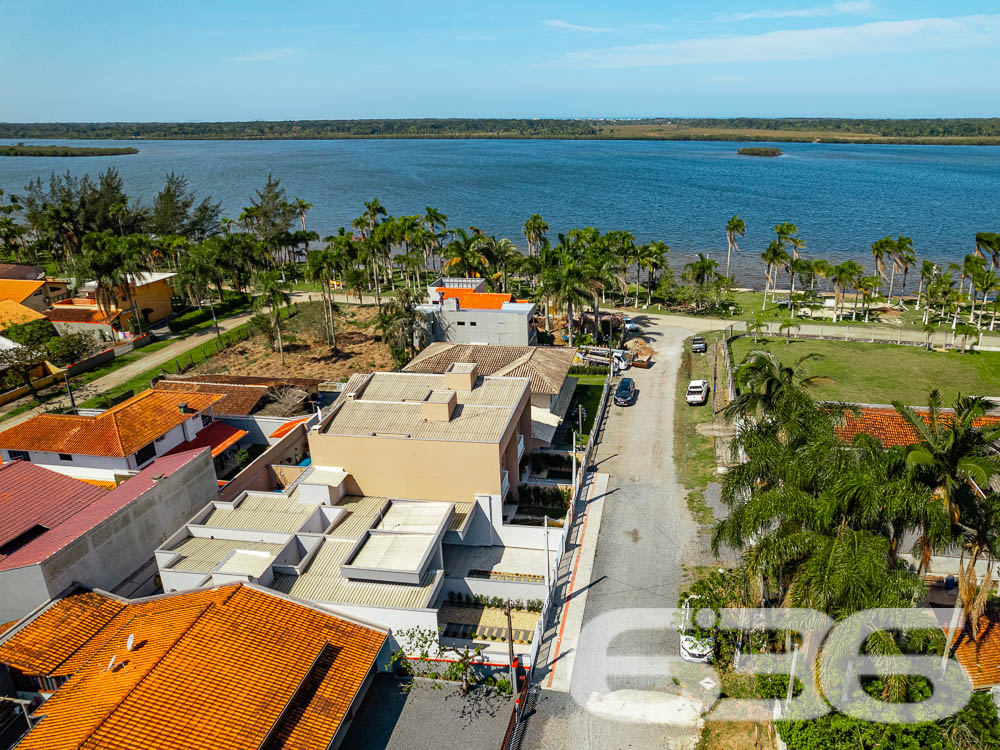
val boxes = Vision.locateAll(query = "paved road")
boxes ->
[520,313,719,750]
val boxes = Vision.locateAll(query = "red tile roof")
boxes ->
[0,584,387,750]
[0,389,222,457]
[0,279,44,304]
[154,375,322,416]
[0,450,209,572]
[0,461,108,552]
[835,407,1000,449]
[947,613,1000,689]
[163,421,247,458]
[44,305,121,324]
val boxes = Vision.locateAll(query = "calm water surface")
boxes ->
[1,138,998,284]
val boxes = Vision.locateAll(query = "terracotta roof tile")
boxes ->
[0,299,45,329]
[0,279,44,304]
[947,613,1000,690]
[835,407,1000,449]
[0,389,222,457]
[153,381,266,416]
[44,306,120,324]
[438,288,518,310]
[163,421,247,458]
[269,416,311,440]
[2,584,387,750]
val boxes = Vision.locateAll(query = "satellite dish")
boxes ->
[106,654,116,672]
[126,634,134,651]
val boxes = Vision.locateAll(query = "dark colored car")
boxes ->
[614,377,636,406]
[691,336,708,353]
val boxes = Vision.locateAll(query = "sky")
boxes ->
[1,1,998,121]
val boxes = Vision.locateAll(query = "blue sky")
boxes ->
[1,1,998,121]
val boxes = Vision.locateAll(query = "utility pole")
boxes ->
[504,600,518,718]
[577,403,583,437]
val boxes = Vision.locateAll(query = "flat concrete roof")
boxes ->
[375,501,453,534]
[443,544,557,579]
[350,533,436,572]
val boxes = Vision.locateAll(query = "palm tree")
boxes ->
[119,234,153,334]
[543,252,589,347]
[292,197,313,233]
[975,231,1000,271]
[179,241,224,341]
[830,262,859,322]
[442,228,488,277]
[305,249,338,348]
[724,214,746,282]
[639,241,668,306]
[725,350,833,422]
[252,269,292,366]
[857,275,880,322]
[894,235,916,305]
[379,287,427,362]
[915,259,936,312]
[774,222,805,310]
[779,320,800,342]
[683,252,720,286]
[760,240,788,310]
[746,314,767,343]
[871,235,893,296]
[522,214,549,258]
[79,231,125,326]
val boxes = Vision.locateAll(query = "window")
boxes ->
[135,442,156,466]
[58,453,73,462]
[201,413,212,428]
[155,435,166,443]
[8,450,29,462]
[469,321,477,327]
[457,321,466,326]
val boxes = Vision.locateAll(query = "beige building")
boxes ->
[309,364,531,503]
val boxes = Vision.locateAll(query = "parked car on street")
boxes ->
[686,380,709,405]
[614,377,636,406]
[679,595,715,664]
[691,336,707,353]
[623,317,640,332]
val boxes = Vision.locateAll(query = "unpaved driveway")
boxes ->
[519,312,722,750]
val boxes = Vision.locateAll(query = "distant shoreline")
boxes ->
[4,117,1000,146]
[0,144,138,157]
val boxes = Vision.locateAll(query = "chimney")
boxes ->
[421,389,457,422]
[177,402,190,415]
[444,362,478,391]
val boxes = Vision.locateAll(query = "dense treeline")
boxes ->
[3,118,1000,143]
[0,144,138,157]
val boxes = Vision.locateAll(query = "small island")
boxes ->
[737,146,783,157]
[0,143,139,157]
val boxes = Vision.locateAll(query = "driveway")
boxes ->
[519,312,718,750]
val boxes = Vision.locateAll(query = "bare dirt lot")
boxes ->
[192,303,394,381]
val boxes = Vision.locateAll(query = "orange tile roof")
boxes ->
[269,416,310,440]
[947,613,1000,689]
[0,298,45,329]
[0,279,44,304]
[437,288,519,310]
[77,478,119,490]
[163,421,247,458]
[835,407,1000,449]
[44,305,120,324]
[0,584,387,750]
[0,389,222,458]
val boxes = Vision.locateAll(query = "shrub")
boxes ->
[495,678,512,696]
[167,292,250,333]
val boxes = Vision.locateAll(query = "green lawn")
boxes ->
[674,332,726,528]
[729,336,1000,405]
[555,375,605,448]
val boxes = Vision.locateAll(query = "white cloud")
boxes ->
[542,19,614,33]
[229,48,298,63]
[564,14,1000,68]
[717,1,874,22]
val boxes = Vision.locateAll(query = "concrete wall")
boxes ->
[0,565,49,623]
[36,451,219,607]
[49,319,120,342]
[312,601,440,641]
[422,307,536,346]
[219,424,309,502]
[441,575,548,603]
[218,413,317,446]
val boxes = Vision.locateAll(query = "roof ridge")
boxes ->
[44,597,129,675]
[491,351,534,378]
[71,603,217,748]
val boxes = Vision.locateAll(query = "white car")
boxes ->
[686,380,709,405]
[679,595,715,664]
[623,317,640,332]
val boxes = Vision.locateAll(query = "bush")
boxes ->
[495,678,512,696]
[569,364,609,376]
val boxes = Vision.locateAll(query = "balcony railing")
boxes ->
[501,470,510,500]
[517,434,525,462]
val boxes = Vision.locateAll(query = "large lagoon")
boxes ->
[2,138,998,283]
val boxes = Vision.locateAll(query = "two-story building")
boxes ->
[45,272,178,338]
[0,389,246,482]
[418,277,537,346]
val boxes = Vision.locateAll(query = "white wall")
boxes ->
[312,601,440,644]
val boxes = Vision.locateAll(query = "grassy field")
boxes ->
[554,374,605,448]
[729,337,1000,405]
[673,333,727,528]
